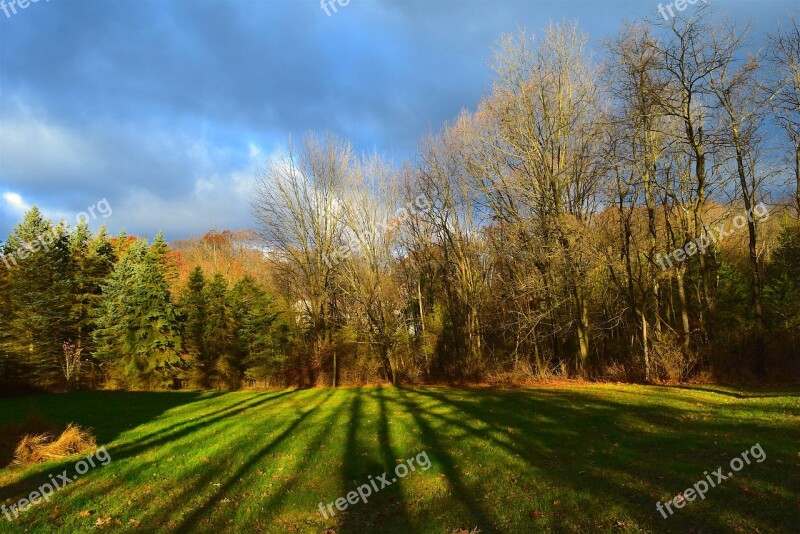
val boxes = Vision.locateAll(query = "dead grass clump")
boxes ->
[0,411,56,468]
[12,424,96,467]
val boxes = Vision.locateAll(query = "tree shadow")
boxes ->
[666,384,800,399]
[174,389,333,530]
[0,390,219,447]
[394,387,499,532]
[332,387,414,533]
[409,386,800,533]
[0,390,298,505]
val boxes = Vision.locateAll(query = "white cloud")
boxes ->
[2,191,30,212]
[248,143,262,160]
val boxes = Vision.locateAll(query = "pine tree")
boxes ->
[230,276,283,385]
[70,224,115,386]
[204,273,241,389]
[94,239,183,388]
[181,267,208,387]
[4,208,75,390]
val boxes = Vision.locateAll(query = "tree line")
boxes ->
[0,211,288,393]
[252,9,799,386]
[1,7,798,392]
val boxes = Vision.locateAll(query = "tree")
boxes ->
[181,267,209,387]
[4,208,74,389]
[230,276,283,385]
[94,239,183,388]
[603,22,674,381]
[204,273,241,389]
[252,132,353,386]
[69,223,115,387]
[471,24,605,375]
[768,15,800,214]
[708,36,772,375]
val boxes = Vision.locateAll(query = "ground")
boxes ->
[0,385,798,533]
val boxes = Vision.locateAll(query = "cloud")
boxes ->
[2,192,30,212]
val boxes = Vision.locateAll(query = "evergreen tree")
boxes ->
[230,276,283,385]
[70,224,116,386]
[4,208,75,389]
[0,258,18,393]
[94,239,183,388]
[204,273,241,389]
[181,267,208,387]
[151,231,178,282]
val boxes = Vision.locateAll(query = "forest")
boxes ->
[1,8,798,394]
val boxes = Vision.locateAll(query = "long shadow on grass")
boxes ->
[0,390,297,506]
[107,389,299,457]
[175,389,335,531]
[666,384,800,400]
[331,387,414,533]
[394,387,498,533]
[258,390,351,529]
[0,390,220,454]
[410,387,800,533]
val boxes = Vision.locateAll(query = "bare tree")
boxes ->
[654,5,743,343]
[470,24,605,375]
[604,23,673,380]
[338,156,412,385]
[407,123,489,378]
[251,133,353,386]
[768,14,800,214]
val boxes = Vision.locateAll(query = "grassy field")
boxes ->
[0,385,798,533]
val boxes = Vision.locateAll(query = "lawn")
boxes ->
[0,385,798,533]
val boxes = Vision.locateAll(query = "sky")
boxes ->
[0,0,796,241]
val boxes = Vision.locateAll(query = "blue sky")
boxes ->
[0,0,795,240]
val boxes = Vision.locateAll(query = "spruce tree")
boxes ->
[4,208,75,390]
[94,239,183,388]
[70,224,115,386]
[204,273,241,388]
[0,258,18,393]
[181,267,208,387]
[230,275,283,385]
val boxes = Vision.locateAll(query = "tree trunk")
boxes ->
[676,269,691,353]
[733,128,766,376]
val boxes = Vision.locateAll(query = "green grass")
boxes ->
[0,385,798,533]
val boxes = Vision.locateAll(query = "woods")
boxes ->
[1,9,798,393]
